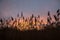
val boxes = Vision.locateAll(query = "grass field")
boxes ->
[0,27,60,40]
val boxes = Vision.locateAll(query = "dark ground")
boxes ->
[0,27,60,40]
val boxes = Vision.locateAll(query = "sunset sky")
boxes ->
[0,0,60,23]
